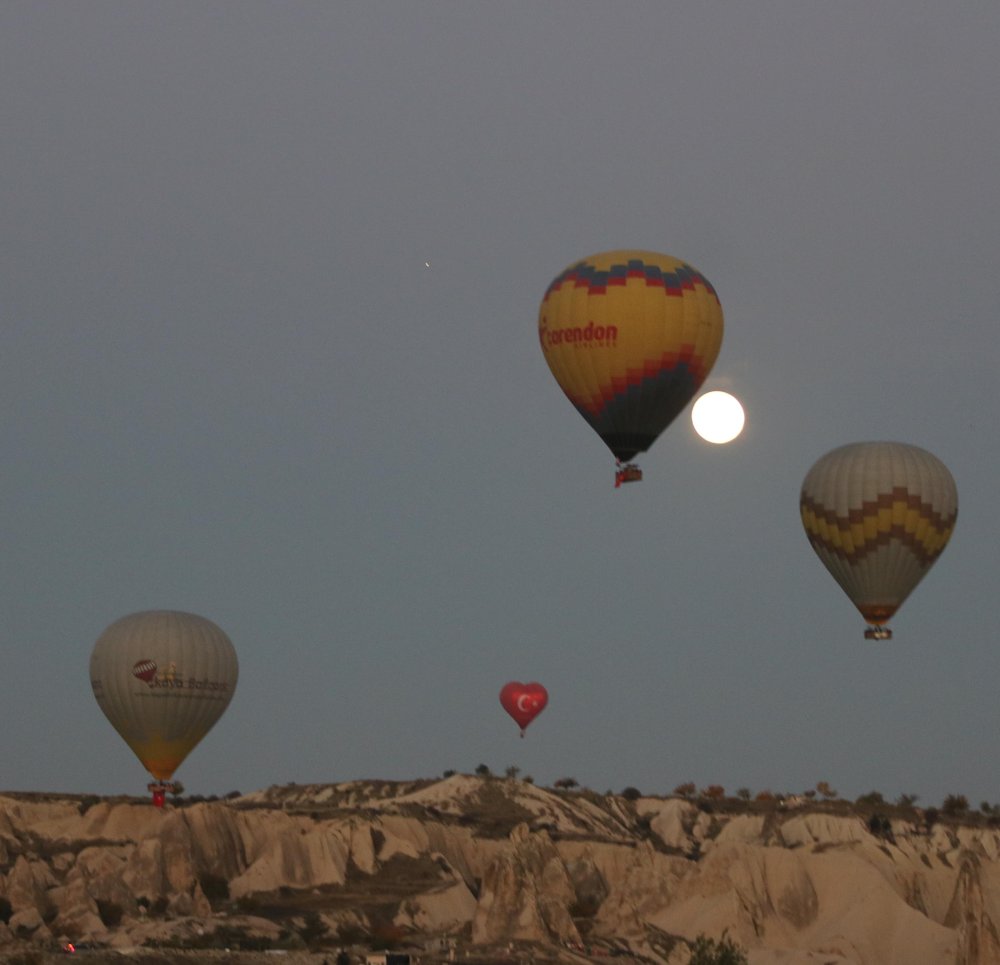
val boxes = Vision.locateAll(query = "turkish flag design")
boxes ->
[499,681,548,735]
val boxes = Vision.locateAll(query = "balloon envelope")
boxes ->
[90,610,238,782]
[538,250,724,462]
[800,442,957,631]
[499,681,548,733]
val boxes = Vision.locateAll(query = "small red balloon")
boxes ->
[499,681,548,735]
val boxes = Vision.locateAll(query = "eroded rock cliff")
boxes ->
[0,776,998,963]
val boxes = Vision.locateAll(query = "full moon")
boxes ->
[691,391,746,444]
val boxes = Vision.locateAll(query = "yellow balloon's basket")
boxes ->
[615,462,643,487]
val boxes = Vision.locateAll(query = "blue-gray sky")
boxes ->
[3,2,999,807]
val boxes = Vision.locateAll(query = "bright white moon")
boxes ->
[691,391,746,444]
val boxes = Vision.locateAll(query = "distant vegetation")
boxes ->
[689,931,748,964]
[434,768,999,827]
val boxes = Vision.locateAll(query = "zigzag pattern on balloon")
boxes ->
[574,345,709,419]
[543,258,721,302]
[799,489,957,565]
[538,249,724,465]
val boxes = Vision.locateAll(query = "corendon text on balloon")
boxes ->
[540,321,619,349]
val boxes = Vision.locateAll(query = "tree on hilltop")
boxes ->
[867,813,894,842]
[689,931,748,964]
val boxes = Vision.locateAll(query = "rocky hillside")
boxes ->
[1,775,999,964]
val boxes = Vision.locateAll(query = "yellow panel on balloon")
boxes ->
[539,250,723,462]
[126,739,196,782]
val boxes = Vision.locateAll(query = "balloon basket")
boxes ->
[614,463,643,487]
[864,626,892,641]
[147,781,179,807]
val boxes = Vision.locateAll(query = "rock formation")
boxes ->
[0,776,999,962]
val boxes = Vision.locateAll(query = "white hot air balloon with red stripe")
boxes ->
[90,610,238,805]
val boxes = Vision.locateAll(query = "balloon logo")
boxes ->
[132,659,157,683]
[800,441,958,639]
[91,610,239,804]
[538,249,724,484]
[500,681,548,737]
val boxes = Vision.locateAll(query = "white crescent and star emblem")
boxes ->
[499,681,548,736]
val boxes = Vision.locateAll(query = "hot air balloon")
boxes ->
[499,681,548,737]
[800,442,957,639]
[538,249,724,486]
[90,610,238,805]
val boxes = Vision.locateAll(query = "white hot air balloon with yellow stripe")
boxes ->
[800,442,957,639]
[90,610,238,805]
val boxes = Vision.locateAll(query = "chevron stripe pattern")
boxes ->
[800,442,957,627]
[800,487,956,565]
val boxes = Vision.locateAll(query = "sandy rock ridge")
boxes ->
[0,777,998,963]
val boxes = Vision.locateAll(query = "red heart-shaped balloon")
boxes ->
[499,681,548,734]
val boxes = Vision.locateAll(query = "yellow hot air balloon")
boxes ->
[538,249,724,485]
[800,442,957,639]
[90,610,238,804]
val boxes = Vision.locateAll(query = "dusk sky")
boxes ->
[3,2,999,808]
